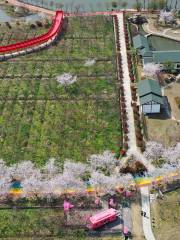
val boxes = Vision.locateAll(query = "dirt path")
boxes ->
[143,19,180,41]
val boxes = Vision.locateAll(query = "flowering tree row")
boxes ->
[0,151,134,199]
[0,144,179,200]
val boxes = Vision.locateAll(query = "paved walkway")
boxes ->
[140,186,155,240]
[143,22,180,41]
[117,13,137,154]
[116,13,156,240]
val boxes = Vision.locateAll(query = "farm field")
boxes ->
[0,209,64,238]
[151,189,180,240]
[0,208,125,238]
[0,15,121,166]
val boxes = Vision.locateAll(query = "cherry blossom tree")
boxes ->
[119,173,135,190]
[14,161,41,180]
[163,143,180,165]
[143,141,180,169]
[89,171,135,194]
[56,73,77,85]
[0,142,178,198]
[63,160,89,179]
[88,150,118,175]
[84,59,96,67]
[143,63,161,79]
[159,10,175,24]
[143,141,164,161]
[147,163,178,180]
[42,158,59,179]
[0,160,12,197]
[89,171,117,194]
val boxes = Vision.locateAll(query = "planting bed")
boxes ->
[0,15,121,166]
[0,209,64,238]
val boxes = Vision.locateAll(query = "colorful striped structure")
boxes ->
[9,181,23,195]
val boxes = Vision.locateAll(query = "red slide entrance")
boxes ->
[0,11,64,53]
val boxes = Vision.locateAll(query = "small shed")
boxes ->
[138,79,163,114]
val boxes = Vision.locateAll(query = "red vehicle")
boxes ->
[87,208,117,230]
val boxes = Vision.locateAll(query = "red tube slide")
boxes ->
[0,11,64,53]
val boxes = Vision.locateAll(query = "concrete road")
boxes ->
[140,186,155,240]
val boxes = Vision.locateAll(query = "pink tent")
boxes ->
[123,190,133,197]
[95,197,101,205]
[63,200,74,212]
[109,198,116,208]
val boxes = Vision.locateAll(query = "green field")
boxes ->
[0,16,121,166]
[0,207,125,238]
[0,209,64,238]
[0,208,124,238]
[151,189,180,240]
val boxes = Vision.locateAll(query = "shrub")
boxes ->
[137,139,143,147]
[124,134,129,141]
[121,102,126,108]
[122,122,128,128]
[5,22,12,29]
[120,149,126,156]
[124,142,129,150]
[30,24,36,29]
[136,128,142,135]
[132,95,137,101]
[136,134,143,141]
[135,119,141,127]
[135,161,147,173]
[124,129,129,134]
[134,114,139,121]
[121,109,127,114]
[140,144,146,152]
[121,96,125,102]
[36,21,43,27]
[133,107,139,114]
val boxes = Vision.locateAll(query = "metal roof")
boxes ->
[134,35,180,64]
[138,79,163,105]
[133,34,150,50]
[143,57,153,64]
[140,48,153,57]
[153,51,180,63]
[139,94,163,105]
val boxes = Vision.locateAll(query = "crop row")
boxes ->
[0,76,117,100]
[0,60,115,77]
[0,98,120,165]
